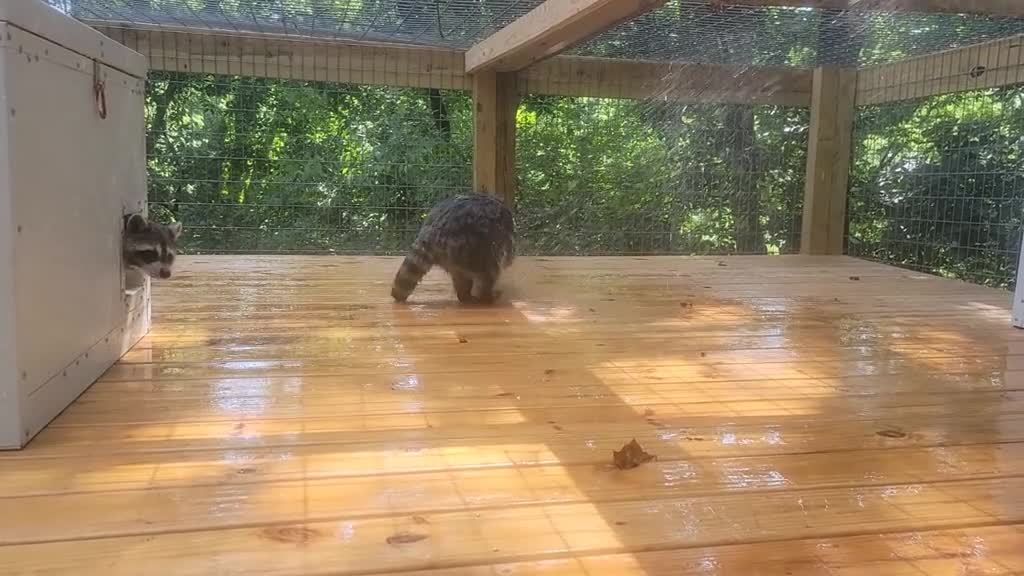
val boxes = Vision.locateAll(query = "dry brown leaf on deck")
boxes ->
[613,438,656,470]
[386,531,428,545]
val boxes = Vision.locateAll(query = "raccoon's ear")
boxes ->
[167,221,183,239]
[125,213,148,234]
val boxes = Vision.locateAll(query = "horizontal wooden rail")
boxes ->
[93,25,813,107]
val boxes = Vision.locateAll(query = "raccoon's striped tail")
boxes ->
[391,245,433,302]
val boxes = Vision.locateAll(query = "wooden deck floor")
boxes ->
[1,255,1023,575]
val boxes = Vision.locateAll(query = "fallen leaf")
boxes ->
[263,526,320,545]
[613,438,656,470]
[387,531,428,545]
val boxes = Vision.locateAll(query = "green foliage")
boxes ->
[515,97,808,255]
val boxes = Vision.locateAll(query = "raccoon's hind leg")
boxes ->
[451,270,475,304]
[391,246,432,302]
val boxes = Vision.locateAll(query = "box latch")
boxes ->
[92,60,107,119]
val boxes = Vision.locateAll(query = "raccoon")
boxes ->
[391,193,515,304]
[122,213,182,279]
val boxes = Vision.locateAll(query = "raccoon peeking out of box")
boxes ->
[122,213,182,280]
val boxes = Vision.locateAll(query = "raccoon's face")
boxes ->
[123,213,182,279]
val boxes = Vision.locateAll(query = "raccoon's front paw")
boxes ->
[391,287,409,303]
[474,292,498,305]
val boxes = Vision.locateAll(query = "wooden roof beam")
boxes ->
[465,0,667,74]
[857,33,1024,105]
[95,25,813,106]
[711,1,1024,17]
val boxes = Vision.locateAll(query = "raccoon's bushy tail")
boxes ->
[391,244,432,302]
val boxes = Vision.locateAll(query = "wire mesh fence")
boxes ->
[146,70,809,256]
[848,85,1024,289]
[95,1,1024,275]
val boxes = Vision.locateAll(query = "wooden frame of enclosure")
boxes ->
[92,0,1024,317]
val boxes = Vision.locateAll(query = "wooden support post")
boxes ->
[801,66,856,256]
[1013,233,1024,328]
[473,70,519,204]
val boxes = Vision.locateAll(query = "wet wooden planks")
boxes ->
[0,255,1021,575]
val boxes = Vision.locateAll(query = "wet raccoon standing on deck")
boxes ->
[391,193,515,304]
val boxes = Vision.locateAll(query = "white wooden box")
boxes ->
[0,0,149,449]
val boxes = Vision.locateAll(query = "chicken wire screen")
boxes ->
[848,86,1024,289]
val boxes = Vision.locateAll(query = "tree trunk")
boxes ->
[226,78,261,202]
[147,79,183,158]
[725,106,765,254]
[428,89,450,139]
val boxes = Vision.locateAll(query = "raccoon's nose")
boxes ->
[159,269,171,279]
